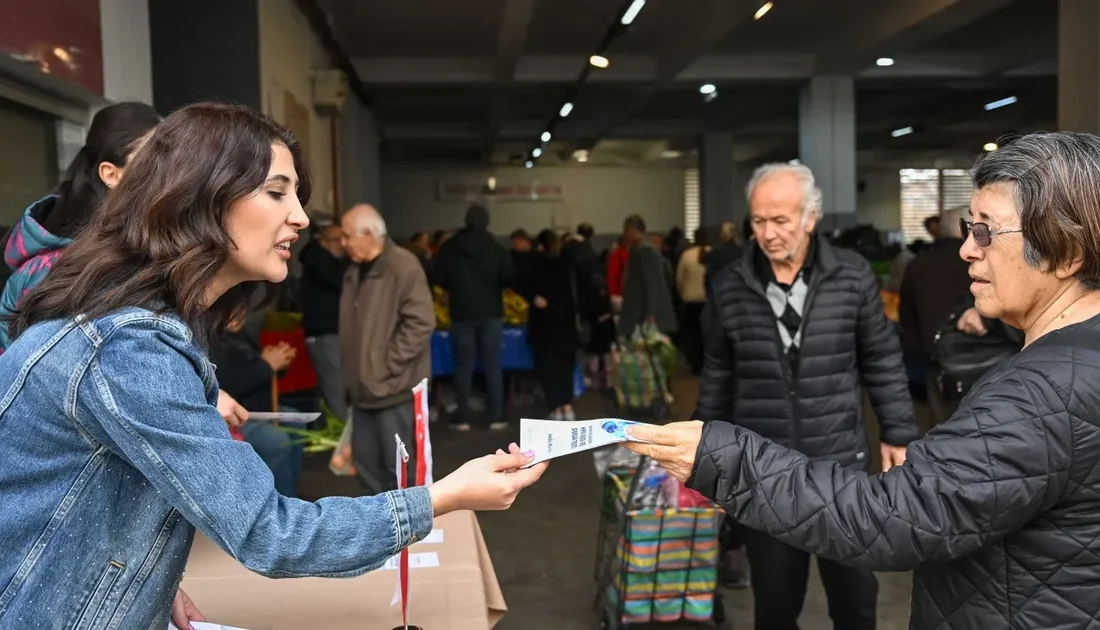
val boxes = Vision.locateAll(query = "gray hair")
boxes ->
[746,163,823,225]
[940,205,968,238]
[972,131,1100,288]
[348,204,388,238]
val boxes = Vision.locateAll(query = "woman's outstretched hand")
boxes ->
[621,421,704,483]
[429,443,548,515]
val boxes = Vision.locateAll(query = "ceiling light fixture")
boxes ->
[984,142,999,152]
[525,160,534,168]
[589,55,610,69]
[532,147,543,158]
[984,96,1017,111]
[541,131,552,142]
[754,2,774,20]
[876,57,895,67]
[621,0,646,25]
[699,84,717,95]
[559,102,574,117]
[891,126,914,138]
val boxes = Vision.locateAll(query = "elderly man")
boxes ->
[618,214,677,335]
[694,163,919,630]
[339,204,434,495]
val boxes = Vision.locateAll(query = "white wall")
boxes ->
[258,0,337,217]
[380,165,686,239]
[856,168,901,230]
[99,0,153,104]
[340,96,382,210]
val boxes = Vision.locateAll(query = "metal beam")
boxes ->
[573,0,761,151]
[979,36,1056,76]
[484,0,540,159]
[352,52,1055,84]
[816,0,1018,73]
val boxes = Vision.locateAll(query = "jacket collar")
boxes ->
[363,238,396,278]
[739,231,839,294]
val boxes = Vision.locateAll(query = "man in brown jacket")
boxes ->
[339,204,434,494]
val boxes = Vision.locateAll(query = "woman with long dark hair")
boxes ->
[527,229,583,421]
[0,101,162,349]
[0,102,546,629]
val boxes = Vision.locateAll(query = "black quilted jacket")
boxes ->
[696,237,919,467]
[688,312,1100,628]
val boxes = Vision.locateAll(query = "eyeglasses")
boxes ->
[960,218,1022,248]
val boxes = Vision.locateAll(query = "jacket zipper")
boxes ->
[739,266,803,451]
[788,274,827,451]
[740,264,830,453]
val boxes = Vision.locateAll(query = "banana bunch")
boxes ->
[431,287,529,328]
[433,286,451,329]
[503,289,529,325]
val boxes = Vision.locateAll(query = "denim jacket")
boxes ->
[0,308,434,629]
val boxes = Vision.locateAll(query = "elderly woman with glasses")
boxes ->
[626,131,1100,628]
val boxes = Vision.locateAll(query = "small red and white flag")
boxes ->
[391,434,411,628]
[412,379,433,485]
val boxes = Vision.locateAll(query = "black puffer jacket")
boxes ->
[433,226,513,322]
[689,313,1100,628]
[697,236,919,466]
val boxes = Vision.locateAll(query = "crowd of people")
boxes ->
[2,96,1100,630]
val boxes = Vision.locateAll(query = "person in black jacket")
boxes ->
[433,204,515,431]
[692,162,919,630]
[299,224,348,415]
[626,131,1100,629]
[212,319,303,497]
[526,230,581,421]
[899,205,973,403]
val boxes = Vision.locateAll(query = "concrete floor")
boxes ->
[298,375,915,629]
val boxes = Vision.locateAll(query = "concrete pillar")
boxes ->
[1058,0,1100,134]
[799,75,857,232]
[698,131,736,230]
[100,0,153,104]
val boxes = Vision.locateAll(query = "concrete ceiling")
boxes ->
[314,0,1058,168]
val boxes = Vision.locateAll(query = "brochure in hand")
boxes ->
[519,417,653,467]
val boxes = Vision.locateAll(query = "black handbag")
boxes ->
[933,310,1019,400]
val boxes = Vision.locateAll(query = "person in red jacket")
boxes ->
[607,237,629,311]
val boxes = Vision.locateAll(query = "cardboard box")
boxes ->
[180,511,506,629]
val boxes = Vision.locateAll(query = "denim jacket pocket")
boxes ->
[72,559,125,630]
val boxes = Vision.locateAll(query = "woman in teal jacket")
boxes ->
[0,101,161,350]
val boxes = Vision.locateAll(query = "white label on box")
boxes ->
[417,529,444,544]
[382,552,439,570]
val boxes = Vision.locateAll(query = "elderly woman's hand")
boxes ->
[622,421,704,483]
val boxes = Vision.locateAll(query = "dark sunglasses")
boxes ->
[960,218,1022,248]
